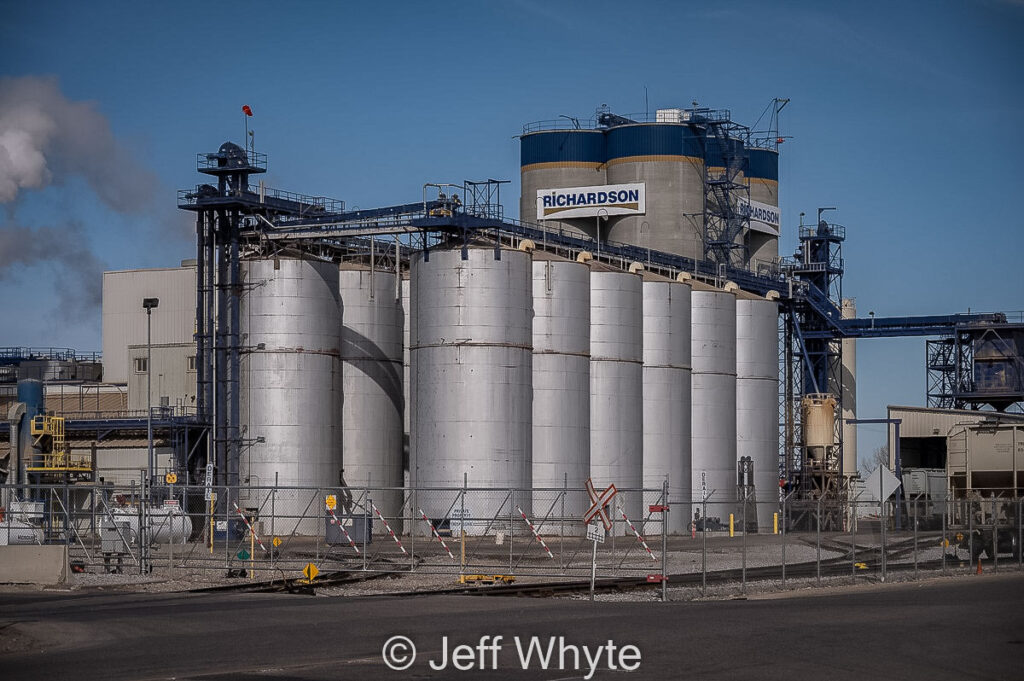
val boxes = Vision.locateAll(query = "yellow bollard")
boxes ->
[773,512,779,535]
[729,514,734,538]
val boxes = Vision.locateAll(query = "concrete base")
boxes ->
[0,545,68,584]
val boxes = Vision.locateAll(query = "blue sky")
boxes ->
[2,1,1022,464]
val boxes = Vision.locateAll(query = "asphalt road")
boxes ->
[1,574,1021,680]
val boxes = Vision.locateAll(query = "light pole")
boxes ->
[143,297,159,486]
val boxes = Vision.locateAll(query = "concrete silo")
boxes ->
[642,271,692,533]
[410,246,533,532]
[520,129,605,234]
[532,251,590,522]
[240,257,342,534]
[605,124,705,259]
[590,262,644,521]
[745,147,780,271]
[840,298,857,480]
[691,281,738,516]
[736,290,780,530]
[339,263,404,528]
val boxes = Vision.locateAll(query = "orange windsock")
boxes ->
[242,105,253,117]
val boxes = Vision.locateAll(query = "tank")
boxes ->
[642,273,692,533]
[410,246,533,533]
[339,264,404,530]
[736,292,780,530]
[520,129,605,233]
[108,503,192,545]
[691,282,737,511]
[16,379,44,417]
[803,394,837,454]
[605,124,705,259]
[840,299,858,479]
[532,253,590,524]
[745,147,780,271]
[590,265,644,521]
[240,257,342,535]
[401,274,411,489]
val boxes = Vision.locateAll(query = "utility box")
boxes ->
[326,511,372,545]
[101,520,131,554]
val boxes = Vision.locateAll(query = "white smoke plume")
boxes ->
[0,75,157,209]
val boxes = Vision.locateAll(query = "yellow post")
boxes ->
[729,514,734,538]
[460,530,467,575]
[773,512,779,535]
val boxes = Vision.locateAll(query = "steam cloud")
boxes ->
[0,76,163,323]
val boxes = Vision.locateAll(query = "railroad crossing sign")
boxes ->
[325,495,337,511]
[164,472,177,484]
[303,563,319,581]
[272,536,282,548]
[586,522,605,543]
[584,478,617,532]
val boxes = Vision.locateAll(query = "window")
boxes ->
[134,357,148,373]
[187,355,197,372]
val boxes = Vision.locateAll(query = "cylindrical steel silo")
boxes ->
[642,272,692,533]
[605,124,705,259]
[401,274,411,489]
[339,264,404,529]
[736,291,780,530]
[691,282,737,514]
[410,246,533,533]
[746,147,780,271]
[241,257,342,534]
[520,129,605,232]
[532,253,590,523]
[590,264,644,521]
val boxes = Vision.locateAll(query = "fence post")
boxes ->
[968,497,974,572]
[271,473,277,573]
[509,485,514,575]
[992,497,999,572]
[1018,498,1022,572]
[741,489,747,593]
[363,493,370,571]
[816,497,821,586]
[662,479,668,603]
[942,492,948,575]
[913,493,918,580]
[881,496,887,583]
[701,493,707,596]
[561,472,567,573]
[781,492,787,588]
[851,495,856,578]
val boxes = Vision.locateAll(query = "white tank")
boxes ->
[736,292,780,530]
[339,264,404,530]
[691,282,737,511]
[841,298,858,479]
[532,254,590,523]
[241,257,342,535]
[590,266,644,521]
[411,247,533,533]
[109,503,193,545]
[642,273,692,533]
[401,274,411,490]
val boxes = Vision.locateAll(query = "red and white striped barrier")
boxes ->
[517,506,554,560]
[371,502,407,555]
[327,507,361,554]
[419,508,456,561]
[620,509,657,561]
[232,502,268,553]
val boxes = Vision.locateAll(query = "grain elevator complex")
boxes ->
[2,100,1023,566]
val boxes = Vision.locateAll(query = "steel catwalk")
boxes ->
[410,247,533,532]
[736,293,780,530]
[339,264,404,530]
[532,255,590,525]
[240,257,342,535]
[642,274,692,533]
[691,283,737,508]
[590,267,644,520]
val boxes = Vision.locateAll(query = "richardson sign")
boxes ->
[737,197,780,236]
[537,183,645,220]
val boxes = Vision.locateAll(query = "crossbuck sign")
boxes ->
[584,478,617,532]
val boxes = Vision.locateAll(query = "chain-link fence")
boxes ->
[2,483,1020,592]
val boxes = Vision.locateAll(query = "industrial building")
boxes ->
[2,100,1022,546]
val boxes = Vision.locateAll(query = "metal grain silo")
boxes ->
[339,264,404,529]
[241,257,342,534]
[532,252,590,520]
[691,281,737,511]
[401,274,411,489]
[605,124,705,259]
[410,246,533,532]
[745,147,780,271]
[590,263,644,521]
[520,129,606,228]
[642,272,692,533]
[736,291,780,530]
